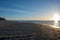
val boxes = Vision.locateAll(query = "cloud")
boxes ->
[0,8,30,13]
[8,2,35,12]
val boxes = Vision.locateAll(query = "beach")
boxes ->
[0,21,60,40]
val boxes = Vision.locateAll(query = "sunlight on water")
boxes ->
[52,25,60,28]
[52,13,60,28]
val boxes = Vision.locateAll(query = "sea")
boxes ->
[8,20,60,26]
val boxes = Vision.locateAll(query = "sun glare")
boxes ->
[53,13,59,21]
[52,13,60,28]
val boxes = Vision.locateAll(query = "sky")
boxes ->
[0,0,60,20]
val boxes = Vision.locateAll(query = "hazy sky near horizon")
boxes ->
[0,0,60,20]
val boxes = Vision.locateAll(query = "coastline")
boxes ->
[0,21,60,40]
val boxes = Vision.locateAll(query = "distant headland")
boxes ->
[0,17,6,21]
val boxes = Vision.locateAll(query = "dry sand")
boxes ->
[0,21,60,40]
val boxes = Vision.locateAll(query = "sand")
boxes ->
[0,21,60,40]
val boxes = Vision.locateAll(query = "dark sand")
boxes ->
[0,21,60,40]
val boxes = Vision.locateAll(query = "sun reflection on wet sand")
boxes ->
[52,25,60,28]
[52,13,60,28]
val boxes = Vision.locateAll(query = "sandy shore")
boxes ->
[0,21,60,40]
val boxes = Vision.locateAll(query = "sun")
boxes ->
[53,13,59,21]
[52,13,60,28]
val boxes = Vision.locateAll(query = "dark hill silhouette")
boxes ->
[0,17,6,21]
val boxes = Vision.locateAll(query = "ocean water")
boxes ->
[8,20,56,24]
[8,20,60,26]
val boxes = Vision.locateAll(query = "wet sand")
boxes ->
[0,21,60,40]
